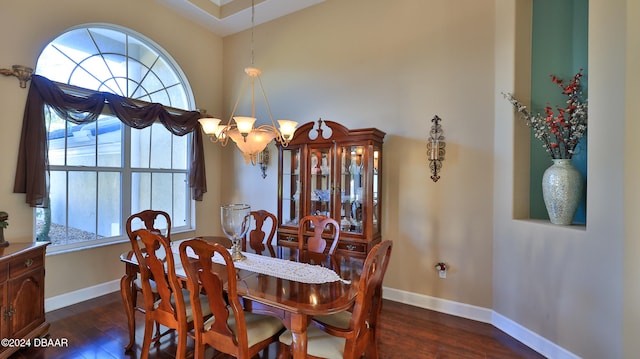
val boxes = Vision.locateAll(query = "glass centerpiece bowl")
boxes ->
[221,203,251,261]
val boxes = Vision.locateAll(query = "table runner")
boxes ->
[171,240,350,285]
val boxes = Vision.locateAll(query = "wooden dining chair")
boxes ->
[125,210,172,340]
[278,240,393,359]
[297,215,340,255]
[178,238,285,359]
[129,229,211,359]
[244,209,277,256]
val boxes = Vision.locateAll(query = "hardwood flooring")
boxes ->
[12,291,545,359]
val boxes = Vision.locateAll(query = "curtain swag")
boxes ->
[13,74,207,207]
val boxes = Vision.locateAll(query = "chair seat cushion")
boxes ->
[313,310,352,330]
[154,288,212,321]
[134,277,158,293]
[203,308,283,347]
[279,325,345,359]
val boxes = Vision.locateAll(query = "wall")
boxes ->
[0,0,225,298]
[623,0,640,356]
[494,0,624,357]
[222,0,496,309]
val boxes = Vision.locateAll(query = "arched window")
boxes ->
[34,24,197,252]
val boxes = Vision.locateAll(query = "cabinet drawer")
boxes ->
[9,250,44,278]
[278,233,298,244]
[0,262,7,283]
[337,241,367,253]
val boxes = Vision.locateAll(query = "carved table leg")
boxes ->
[285,312,309,359]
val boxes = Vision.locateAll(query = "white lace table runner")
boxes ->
[171,241,349,285]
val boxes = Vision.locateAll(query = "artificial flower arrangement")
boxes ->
[503,69,588,159]
[0,211,7,229]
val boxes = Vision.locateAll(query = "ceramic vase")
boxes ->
[542,159,584,225]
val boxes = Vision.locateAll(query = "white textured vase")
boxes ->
[542,159,584,225]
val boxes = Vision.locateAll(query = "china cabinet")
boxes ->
[277,119,385,256]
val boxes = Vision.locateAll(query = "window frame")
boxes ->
[34,23,199,254]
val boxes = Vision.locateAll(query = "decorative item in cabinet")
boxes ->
[277,119,385,256]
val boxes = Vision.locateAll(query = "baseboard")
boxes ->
[383,287,493,323]
[383,287,581,359]
[492,311,581,359]
[44,279,121,312]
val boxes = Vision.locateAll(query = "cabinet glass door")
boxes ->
[340,145,365,234]
[309,147,332,218]
[373,146,381,234]
[281,147,301,226]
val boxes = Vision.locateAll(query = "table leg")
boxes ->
[120,263,137,351]
[285,312,309,359]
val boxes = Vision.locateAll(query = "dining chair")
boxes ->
[244,209,277,256]
[129,229,211,359]
[178,238,285,359]
[297,215,340,255]
[125,210,172,340]
[278,240,393,359]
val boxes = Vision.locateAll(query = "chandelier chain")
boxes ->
[251,0,255,66]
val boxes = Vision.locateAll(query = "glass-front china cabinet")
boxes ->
[277,119,385,256]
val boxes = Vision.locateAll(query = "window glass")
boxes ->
[35,24,195,252]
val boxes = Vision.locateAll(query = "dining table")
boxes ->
[119,236,365,359]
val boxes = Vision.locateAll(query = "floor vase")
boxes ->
[542,159,583,225]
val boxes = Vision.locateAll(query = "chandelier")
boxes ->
[198,0,297,165]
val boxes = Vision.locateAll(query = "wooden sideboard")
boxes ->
[0,242,49,359]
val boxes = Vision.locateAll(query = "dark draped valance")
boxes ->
[13,74,207,207]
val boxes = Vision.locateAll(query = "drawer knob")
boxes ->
[346,244,356,251]
[24,258,34,267]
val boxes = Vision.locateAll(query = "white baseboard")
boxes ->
[492,312,581,359]
[383,287,580,359]
[45,279,121,312]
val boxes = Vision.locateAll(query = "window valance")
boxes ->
[13,75,207,207]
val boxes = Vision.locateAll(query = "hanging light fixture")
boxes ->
[198,0,298,165]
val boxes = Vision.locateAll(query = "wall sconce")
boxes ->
[257,148,269,179]
[427,115,445,182]
[0,65,34,88]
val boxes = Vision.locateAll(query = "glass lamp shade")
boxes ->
[233,116,257,135]
[228,128,277,164]
[198,117,222,136]
[277,119,298,141]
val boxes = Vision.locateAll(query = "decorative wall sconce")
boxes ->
[427,115,445,182]
[257,148,269,179]
[0,65,34,88]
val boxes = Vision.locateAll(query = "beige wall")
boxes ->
[494,0,626,357]
[1,0,638,357]
[0,0,225,297]
[623,0,640,357]
[222,0,496,308]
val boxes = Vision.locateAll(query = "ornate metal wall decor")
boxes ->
[427,115,445,182]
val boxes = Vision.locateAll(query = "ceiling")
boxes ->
[154,0,325,37]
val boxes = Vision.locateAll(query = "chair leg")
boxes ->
[141,316,155,359]
[277,343,291,359]
[175,331,187,359]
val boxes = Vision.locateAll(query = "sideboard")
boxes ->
[0,242,49,358]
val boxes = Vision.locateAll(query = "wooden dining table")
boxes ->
[119,236,364,359]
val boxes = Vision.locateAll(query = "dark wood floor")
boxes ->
[12,291,545,359]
